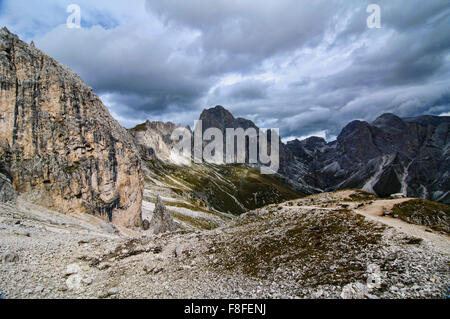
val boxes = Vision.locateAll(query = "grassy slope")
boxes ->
[392,199,450,233]
[144,159,303,216]
[208,199,386,286]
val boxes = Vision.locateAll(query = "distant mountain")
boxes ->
[199,105,259,133]
[129,115,303,230]
[199,105,296,182]
[132,106,449,207]
[130,120,188,164]
[287,113,450,203]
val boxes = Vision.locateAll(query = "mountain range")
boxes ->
[285,112,450,203]
[134,104,450,204]
[0,27,449,233]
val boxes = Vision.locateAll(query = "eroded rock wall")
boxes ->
[0,28,143,228]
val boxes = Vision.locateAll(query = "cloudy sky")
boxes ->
[1,0,449,141]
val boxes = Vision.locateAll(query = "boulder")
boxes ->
[340,282,368,299]
[148,196,177,235]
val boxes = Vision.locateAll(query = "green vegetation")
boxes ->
[130,123,148,132]
[170,211,218,230]
[144,159,303,216]
[346,190,378,202]
[392,199,450,233]
[208,209,386,286]
[162,200,211,214]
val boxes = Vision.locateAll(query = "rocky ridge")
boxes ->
[287,113,450,203]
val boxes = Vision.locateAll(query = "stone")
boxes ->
[0,171,17,203]
[66,274,83,291]
[97,262,111,270]
[143,265,163,275]
[174,246,183,258]
[430,276,441,283]
[340,282,368,299]
[64,263,81,276]
[13,230,30,237]
[366,264,382,290]
[98,291,109,299]
[82,277,93,286]
[34,286,44,293]
[2,253,19,264]
[148,196,177,235]
[23,289,33,295]
[364,293,380,299]
[108,287,119,296]
[142,219,150,231]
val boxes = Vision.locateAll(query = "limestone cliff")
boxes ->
[129,120,186,163]
[0,27,143,228]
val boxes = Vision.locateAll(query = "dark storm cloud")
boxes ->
[146,0,341,74]
[142,0,450,138]
[211,79,271,102]
[0,0,448,137]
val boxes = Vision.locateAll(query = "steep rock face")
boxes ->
[199,105,294,177]
[148,195,177,234]
[129,120,189,164]
[0,171,16,203]
[0,140,17,202]
[0,28,143,227]
[288,113,450,203]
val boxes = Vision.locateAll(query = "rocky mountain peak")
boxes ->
[0,27,15,40]
[199,105,236,131]
[337,120,372,141]
[302,136,327,150]
[372,113,407,132]
[129,120,184,163]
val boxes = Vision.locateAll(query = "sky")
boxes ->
[0,0,449,141]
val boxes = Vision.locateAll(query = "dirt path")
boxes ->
[354,198,450,255]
